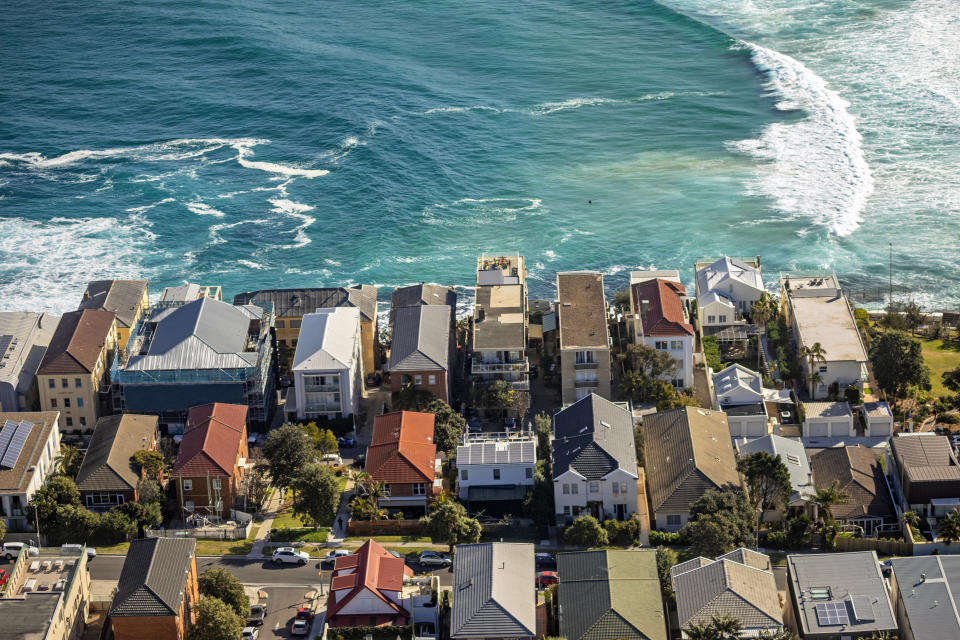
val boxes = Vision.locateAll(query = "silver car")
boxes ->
[271,547,310,565]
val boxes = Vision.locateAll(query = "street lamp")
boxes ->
[34,503,41,547]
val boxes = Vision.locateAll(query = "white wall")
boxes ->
[641,335,694,389]
[553,468,638,524]
[699,298,737,328]
[458,462,534,499]
[867,415,893,437]
[802,415,854,438]
[654,509,690,532]
[338,587,401,615]
[728,416,768,438]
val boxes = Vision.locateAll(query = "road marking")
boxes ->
[243,583,323,589]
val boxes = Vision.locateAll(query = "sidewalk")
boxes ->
[247,486,284,559]
[328,480,355,545]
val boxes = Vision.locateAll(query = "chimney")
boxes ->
[921,573,926,583]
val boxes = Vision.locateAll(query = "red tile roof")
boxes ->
[172,403,248,478]
[365,411,436,484]
[327,539,414,620]
[631,279,694,337]
[38,309,116,374]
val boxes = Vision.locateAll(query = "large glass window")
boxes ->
[412,483,425,496]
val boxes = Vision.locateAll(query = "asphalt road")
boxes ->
[251,586,322,640]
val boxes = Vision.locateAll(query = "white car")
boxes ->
[418,551,452,567]
[241,627,260,640]
[60,544,96,560]
[271,547,310,565]
[325,549,352,561]
[290,619,310,636]
[2,542,39,560]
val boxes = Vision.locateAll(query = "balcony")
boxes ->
[575,379,599,388]
[574,361,598,370]
[471,360,529,374]
[303,383,339,392]
[506,379,530,391]
[303,404,342,413]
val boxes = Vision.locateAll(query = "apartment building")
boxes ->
[471,254,529,392]
[556,271,611,404]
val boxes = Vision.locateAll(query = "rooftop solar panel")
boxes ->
[814,602,850,627]
[0,420,18,465]
[0,420,34,469]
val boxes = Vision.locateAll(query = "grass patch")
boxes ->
[195,538,255,556]
[270,527,330,543]
[95,542,131,555]
[344,535,432,544]
[383,545,452,558]
[769,553,787,566]
[922,339,960,397]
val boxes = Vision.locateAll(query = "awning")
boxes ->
[466,485,529,502]
[931,498,960,506]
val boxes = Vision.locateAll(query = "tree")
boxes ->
[117,500,162,536]
[758,629,799,640]
[813,480,850,523]
[534,412,552,463]
[684,615,743,640]
[137,478,163,505]
[564,516,608,548]
[870,330,931,402]
[737,452,792,546]
[393,381,434,411]
[198,568,249,618]
[262,423,314,490]
[522,461,555,526]
[612,288,630,314]
[93,509,136,545]
[244,460,271,510]
[511,391,531,422]
[419,500,481,552]
[189,596,243,640]
[750,293,775,369]
[680,490,754,557]
[0,518,4,542]
[317,428,339,457]
[427,399,466,455]
[482,380,515,415]
[799,342,827,397]
[55,444,84,478]
[904,301,924,335]
[937,509,960,545]
[943,366,960,394]
[290,463,340,528]
[30,475,81,523]
[903,510,920,529]
[656,546,678,600]
[43,503,99,546]
[133,450,166,481]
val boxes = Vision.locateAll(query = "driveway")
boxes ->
[250,586,323,640]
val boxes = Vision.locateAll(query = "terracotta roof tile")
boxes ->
[631,279,693,337]
[38,309,115,374]
[172,403,247,477]
[365,411,436,484]
[327,539,413,621]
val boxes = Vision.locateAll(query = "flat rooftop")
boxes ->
[804,401,853,419]
[557,271,608,349]
[0,592,62,640]
[9,551,82,596]
[477,255,525,286]
[782,275,867,363]
[474,285,526,351]
[721,403,766,417]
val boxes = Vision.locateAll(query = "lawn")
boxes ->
[343,535,432,544]
[96,520,259,556]
[921,338,960,397]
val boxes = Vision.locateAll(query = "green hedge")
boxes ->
[702,335,722,372]
[325,626,412,640]
[649,530,681,545]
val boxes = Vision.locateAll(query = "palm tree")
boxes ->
[814,480,849,523]
[799,342,827,398]
[751,293,774,371]
[937,509,960,544]
[683,623,718,640]
[709,615,742,640]
[758,630,799,640]
[903,510,920,529]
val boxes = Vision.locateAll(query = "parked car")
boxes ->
[241,627,260,640]
[0,569,7,587]
[950,435,960,447]
[290,618,310,636]
[535,553,557,571]
[321,453,343,466]
[418,551,452,567]
[60,544,96,560]
[247,604,268,626]
[2,542,38,561]
[536,571,559,588]
[295,607,315,623]
[271,548,310,565]
[529,363,538,378]
[352,453,366,468]
[337,436,355,448]
[325,549,352,564]
[879,559,893,576]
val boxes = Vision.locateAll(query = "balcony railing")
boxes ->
[575,379,599,388]
[506,379,530,391]
[304,404,342,413]
[574,361,598,370]
[472,360,529,374]
[304,384,339,392]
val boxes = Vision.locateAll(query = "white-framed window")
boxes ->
[612,481,628,495]
[48,379,55,389]
[562,484,570,495]
[77,397,84,408]
[74,378,82,388]
[493,469,501,480]
[571,484,579,495]
[718,315,727,323]
[61,378,68,388]
[525,467,533,479]
[412,483,426,496]
[65,417,72,427]
[672,379,684,389]
[575,351,596,364]
[461,469,469,481]
[670,340,683,349]
[589,481,599,493]
[383,484,391,496]
[666,514,681,525]
[414,375,423,385]
[79,417,86,428]
[212,478,221,490]
[185,500,195,512]
[183,479,193,491]
[64,398,71,408]
[707,315,716,324]
[563,506,571,515]
[655,341,668,350]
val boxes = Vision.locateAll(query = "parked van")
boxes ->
[1,542,39,560]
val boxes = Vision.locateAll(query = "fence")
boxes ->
[146,523,249,540]
[835,535,913,556]
[347,519,423,537]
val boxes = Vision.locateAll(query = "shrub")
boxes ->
[648,530,681,545]
[764,530,788,549]
[702,335,722,372]
[603,517,639,546]
[327,626,412,640]
[940,413,960,425]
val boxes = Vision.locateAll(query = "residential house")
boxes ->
[471,254,529,392]
[326,538,415,628]
[289,307,364,421]
[712,363,768,438]
[810,446,895,536]
[234,286,379,374]
[627,271,694,390]
[645,407,742,531]
[556,271,612,404]
[159,283,221,304]
[694,256,764,334]
[552,394,638,525]
[387,305,454,403]
[672,548,782,639]
[450,543,535,640]
[862,401,893,437]
[0,312,59,412]
[737,434,816,519]
[170,403,248,521]
[890,434,960,522]
[785,551,897,640]
[75,414,159,511]
[110,538,199,640]
[780,274,869,400]
[365,411,438,512]
[0,545,91,640]
[113,296,275,430]
[456,431,536,506]
[0,412,61,532]
[390,283,457,325]
[37,309,117,432]
[77,279,149,349]
[558,549,667,640]
[889,555,960,640]
[803,401,855,438]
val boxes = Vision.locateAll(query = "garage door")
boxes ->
[747,419,767,437]
[870,421,891,436]
[807,421,828,437]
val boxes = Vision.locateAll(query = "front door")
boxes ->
[616,504,627,521]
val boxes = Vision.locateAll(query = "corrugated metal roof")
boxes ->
[233,285,378,321]
[552,394,638,480]
[457,438,535,465]
[391,284,457,309]
[450,543,536,639]
[696,256,763,297]
[292,307,360,371]
[387,305,451,372]
[890,556,960,640]
[738,435,815,502]
[78,279,148,329]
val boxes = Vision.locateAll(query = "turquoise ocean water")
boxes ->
[1,0,957,313]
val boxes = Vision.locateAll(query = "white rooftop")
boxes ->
[696,256,763,296]
[293,307,360,371]
[783,275,867,363]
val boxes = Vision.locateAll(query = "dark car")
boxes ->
[352,453,366,468]
[536,571,559,588]
[338,435,355,447]
[247,604,268,626]
[535,553,557,570]
[366,373,382,387]
[295,607,315,623]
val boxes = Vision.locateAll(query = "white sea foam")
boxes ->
[185,201,225,217]
[125,197,176,214]
[324,258,342,267]
[268,198,316,249]
[423,105,504,115]
[233,142,329,178]
[421,197,545,227]
[237,259,267,270]
[729,42,873,237]
[529,93,673,116]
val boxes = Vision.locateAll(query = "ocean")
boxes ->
[1,0,957,314]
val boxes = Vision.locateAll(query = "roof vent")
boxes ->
[599,420,610,429]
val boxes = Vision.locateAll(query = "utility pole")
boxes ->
[888,242,893,312]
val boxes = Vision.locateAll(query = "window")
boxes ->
[672,379,684,389]
[718,315,727,323]
[493,469,501,480]
[570,484,579,495]
[655,341,668,350]
[670,340,683,349]
[48,379,55,389]
[292,339,298,347]
[590,482,599,493]
[79,417,86,428]
[461,469,469,481]
[50,399,57,408]
[74,378,82,388]
[412,483,425,496]
[575,351,595,364]
[183,479,193,491]
[65,417,73,427]
[77,398,84,408]
[428,374,436,385]
[383,484,391,496]
[64,398,71,408]
[707,315,716,324]
[185,500,195,512]
[525,467,533,479]
[279,339,287,346]
[61,378,68,388]
[369,617,377,627]
[666,514,681,526]
[212,478,221,490]
[612,481,627,495]
[819,365,828,373]
[562,484,570,495]
[276,320,285,328]
[290,319,302,329]
[563,506,571,515]
[414,375,422,385]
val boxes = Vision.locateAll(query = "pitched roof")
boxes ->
[0,412,59,493]
[713,364,763,403]
[38,309,115,375]
[810,446,894,520]
[557,272,609,350]
[391,284,457,309]
[450,543,536,639]
[172,403,247,478]
[558,550,666,640]
[890,435,960,502]
[630,279,693,337]
[696,256,763,298]
[644,407,742,512]
[0,311,57,389]
[111,538,196,617]
[78,279,148,329]
[233,285,378,321]
[717,547,772,572]
[327,539,414,620]
[737,435,815,503]
[673,556,782,630]
[76,414,158,492]
[365,411,436,484]
[552,394,638,480]
[387,305,451,372]
[457,436,536,465]
[293,307,361,371]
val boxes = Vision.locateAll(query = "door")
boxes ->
[616,504,627,521]
[807,421,828,437]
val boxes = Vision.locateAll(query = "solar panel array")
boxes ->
[0,420,35,469]
[815,601,850,627]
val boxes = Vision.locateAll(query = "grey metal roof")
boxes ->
[0,592,61,640]
[451,543,536,638]
[810,446,894,521]
[233,285,378,321]
[124,297,263,371]
[111,537,197,618]
[552,394,638,480]
[696,256,763,297]
[891,435,960,502]
[387,305,451,372]
[391,284,457,309]
[890,556,960,640]
[0,312,56,392]
[76,414,158,492]
[787,551,896,636]
[737,435,815,503]
[78,279,148,329]
[717,547,772,572]
[558,550,666,640]
[457,437,535,465]
[673,557,782,631]
[670,556,713,580]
